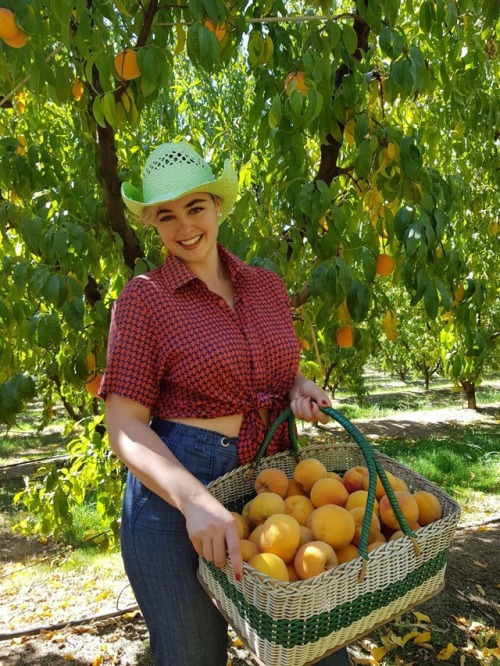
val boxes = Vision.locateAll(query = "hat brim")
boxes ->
[121,159,238,224]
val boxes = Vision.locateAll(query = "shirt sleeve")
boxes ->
[99,279,160,408]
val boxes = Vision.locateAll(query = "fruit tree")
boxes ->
[1,0,498,538]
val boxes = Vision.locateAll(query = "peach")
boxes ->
[284,495,315,526]
[248,524,265,545]
[231,511,250,539]
[293,458,327,493]
[286,562,301,582]
[379,491,420,531]
[392,475,410,492]
[344,490,379,516]
[326,471,343,482]
[342,466,369,493]
[307,505,356,550]
[413,490,443,525]
[254,467,289,498]
[248,552,289,581]
[248,492,286,525]
[363,469,397,500]
[349,506,381,546]
[367,540,386,553]
[258,513,301,563]
[240,539,260,562]
[294,540,338,580]
[298,525,314,546]
[284,478,308,497]
[335,544,360,564]
[310,477,349,508]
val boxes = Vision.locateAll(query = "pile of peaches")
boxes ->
[231,458,443,582]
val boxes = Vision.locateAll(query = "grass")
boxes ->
[375,425,500,500]
[0,431,67,465]
[335,382,500,421]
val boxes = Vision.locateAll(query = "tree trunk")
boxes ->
[460,379,477,410]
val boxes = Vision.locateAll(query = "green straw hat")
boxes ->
[121,141,238,222]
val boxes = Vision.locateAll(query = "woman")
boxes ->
[100,141,350,666]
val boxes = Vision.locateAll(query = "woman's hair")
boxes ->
[138,194,222,226]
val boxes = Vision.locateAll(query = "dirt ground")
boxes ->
[1,404,499,666]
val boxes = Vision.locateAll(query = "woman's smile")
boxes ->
[178,234,203,248]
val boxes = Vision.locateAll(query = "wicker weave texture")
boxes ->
[198,443,460,666]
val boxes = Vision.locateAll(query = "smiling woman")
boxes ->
[100,140,348,666]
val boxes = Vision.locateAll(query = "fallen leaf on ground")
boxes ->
[414,631,432,644]
[475,583,486,596]
[472,559,487,568]
[437,643,458,660]
[412,611,431,623]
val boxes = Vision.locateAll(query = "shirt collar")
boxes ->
[160,244,248,293]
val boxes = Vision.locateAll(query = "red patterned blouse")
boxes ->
[100,245,302,464]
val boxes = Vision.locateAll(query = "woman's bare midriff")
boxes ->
[160,409,270,438]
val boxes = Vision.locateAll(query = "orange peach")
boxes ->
[326,471,343,482]
[294,540,338,580]
[254,467,289,498]
[293,458,328,493]
[363,469,397,500]
[413,490,443,525]
[392,475,410,492]
[248,524,265,545]
[286,562,301,582]
[258,513,301,563]
[298,525,314,546]
[349,506,381,546]
[379,491,420,531]
[248,492,286,525]
[231,511,250,539]
[310,477,349,508]
[284,495,316,526]
[248,552,289,581]
[335,543,360,564]
[284,478,308,497]
[240,539,260,562]
[344,490,379,516]
[367,540,386,553]
[307,505,356,550]
[342,466,369,493]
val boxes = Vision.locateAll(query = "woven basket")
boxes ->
[198,407,460,666]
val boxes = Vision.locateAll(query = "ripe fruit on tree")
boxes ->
[85,373,103,397]
[336,324,354,349]
[0,8,19,39]
[375,253,396,277]
[114,49,141,80]
[72,78,85,101]
[4,30,28,48]
[203,19,226,42]
[285,71,308,96]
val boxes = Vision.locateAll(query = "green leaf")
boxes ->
[354,139,372,178]
[423,279,439,318]
[269,95,281,129]
[347,279,370,322]
[342,23,358,55]
[361,247,376,282]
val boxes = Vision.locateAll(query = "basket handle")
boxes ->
[248,405,419,576]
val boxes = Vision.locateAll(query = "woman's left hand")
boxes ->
[289,375,332,424]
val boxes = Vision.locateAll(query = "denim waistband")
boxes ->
[150,418,238,448]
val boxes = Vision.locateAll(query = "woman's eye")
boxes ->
[190,206,204,214]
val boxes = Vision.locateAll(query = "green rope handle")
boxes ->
[248,405,419,576]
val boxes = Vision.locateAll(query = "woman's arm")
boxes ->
[288,374,332,424]
[105,393,243,579]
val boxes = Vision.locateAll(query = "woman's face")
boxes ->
[153,192,220,268]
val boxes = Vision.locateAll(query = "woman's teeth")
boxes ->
[179,235,202,247]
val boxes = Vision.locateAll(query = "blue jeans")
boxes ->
[121,420,350,666]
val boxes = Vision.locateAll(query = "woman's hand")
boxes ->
[289,374,331,424]
[182,491,243,581]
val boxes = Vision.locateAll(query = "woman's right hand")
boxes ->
[182,491,243,581]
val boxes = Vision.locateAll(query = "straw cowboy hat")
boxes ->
[121,141,238,222]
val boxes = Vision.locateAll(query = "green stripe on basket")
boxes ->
[207,549,448,648]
